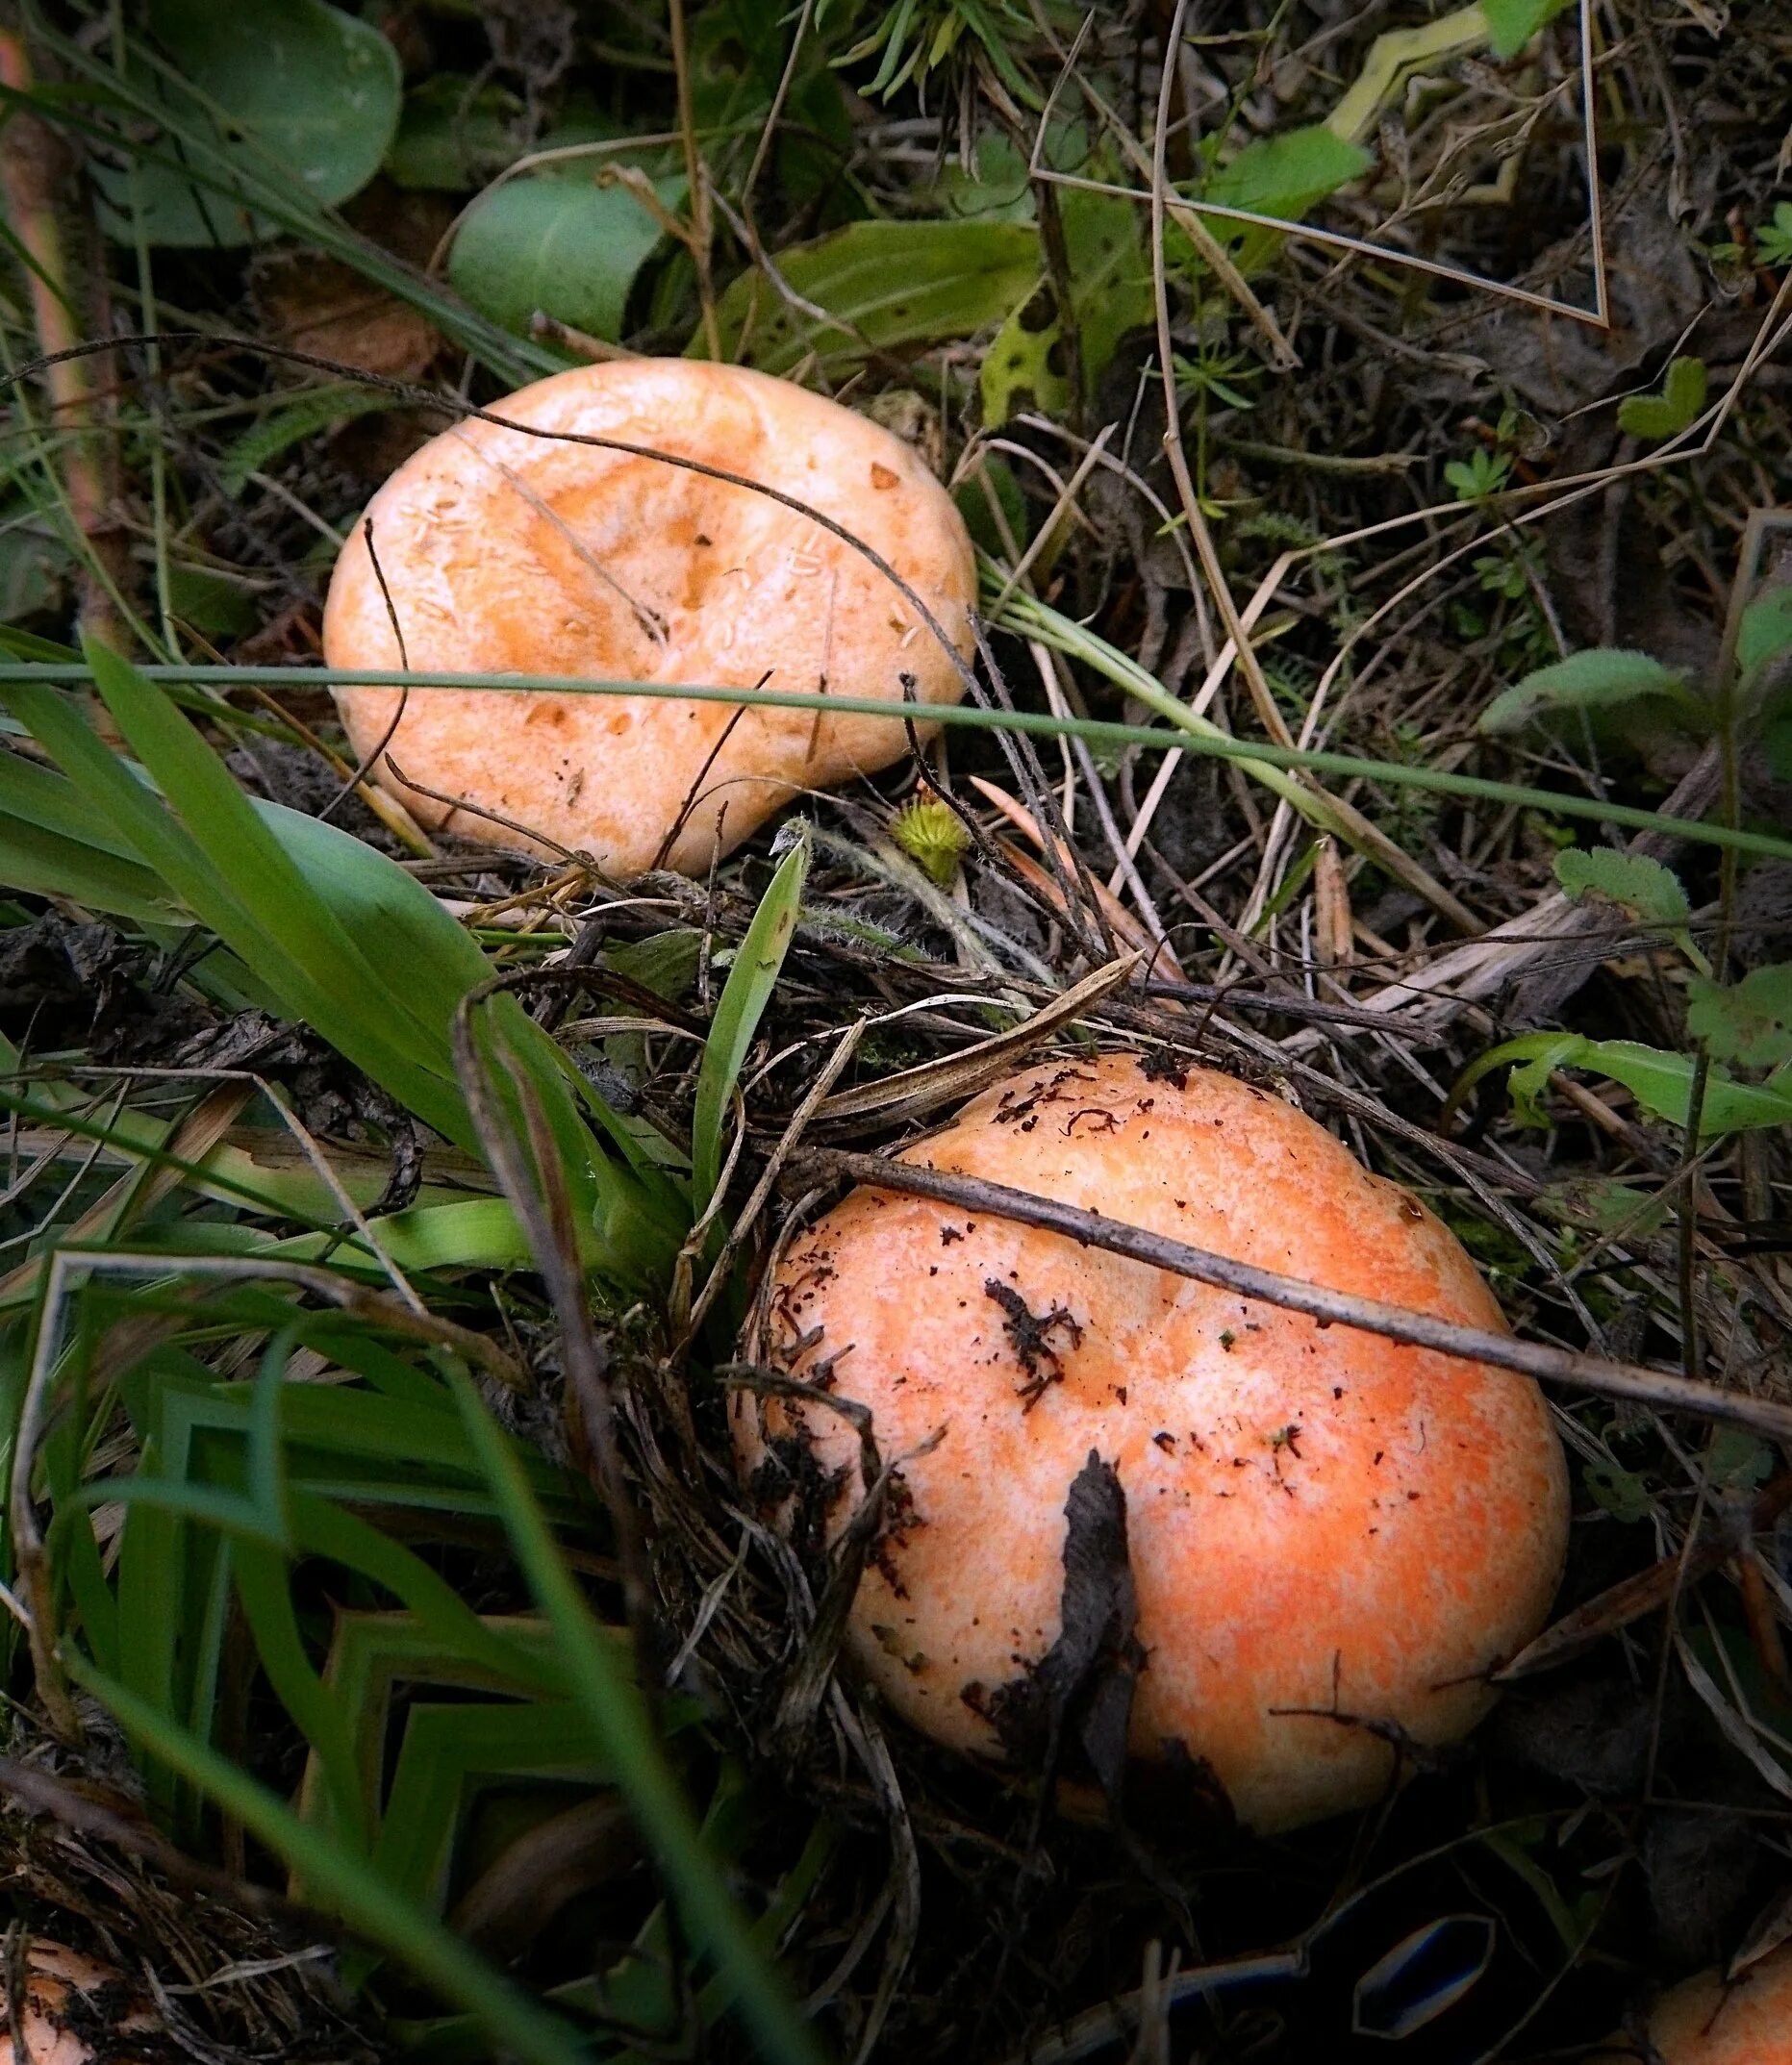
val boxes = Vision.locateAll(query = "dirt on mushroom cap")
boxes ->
[0,1942,159,2065]
[322,358,975,876]
[740,1051,1572,1836]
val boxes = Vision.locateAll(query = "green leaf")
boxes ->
[710,219,1040,376]
[1537,1175,1671,1240]
[1445,448,1512,502]
[217,386,405,497]
[692,832,810,1223]
[164,567,257,639]
[1709,1424,1776,1491]
[980,186,1154,428]
[100,0,401,247]
[1685,964,1792,1070]
[385,74,518,192]
[1616,355,1708,441]
[1483,0,1577,60]
[0,747,180,923]
[73,643,473,1143]
[1552,849,1690,927]
[1757,201,1792,268]
[1737,584,1792,677]
[448,172,686,342]
[1478,647,1697,735]
[1199,124,1372,223]
[1584,1461,1653,1524]
[1457,1031,1792,1138]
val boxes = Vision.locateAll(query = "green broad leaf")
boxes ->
[980,186,1153,427]
[1709,1424,1776,1491]
[1478,647,1696,735]
[218,386,406,497]
[1737,584,1792,677]
[0,778,180,925]
[692,832,810,1222]
[1536,1175,1671,1240]
[164,567,257,640]
[1459,1031,1792,1138]
[0,508,69,625]
[1484,0,1578,61]
[710,219,1041,376]
[1552,848,1691,928]
[1616,355,1708,441]
[100,0,401,247]
[448,172,686,342]
[1685,963,1792,1070]
[1199,124,1373,224]
[385,74,519,191]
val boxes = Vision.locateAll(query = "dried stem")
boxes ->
[787,1149,1792,1444]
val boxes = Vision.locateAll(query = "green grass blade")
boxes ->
[233,1536,369,1856]
[447,1366,824,2065]
[6,659,1783,864]
[80,640,474,1141]
[691,832,809,1223]
[64,1654,591,2065]
[0,666,470,1144]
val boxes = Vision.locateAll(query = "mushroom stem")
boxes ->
[786,1147,1792,1443]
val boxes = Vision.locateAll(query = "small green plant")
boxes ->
[1758,201,1792,267]
[1457,582,1792,1139]
[820,0,1038,104]
[1445,445,1513,502]
[1708,202,1792,270]
[1173,341,1262,412]
[1616,355,1707,441]
[892,792,972,885]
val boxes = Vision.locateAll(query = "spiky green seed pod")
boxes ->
[891,794,971,887]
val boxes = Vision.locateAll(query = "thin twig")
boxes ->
[785,1150,1792,1443]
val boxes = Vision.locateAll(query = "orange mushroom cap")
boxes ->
[322,359,974,876]
[738,1052,1571,1834]
[0,1942,157,2065]
[1592,1943,1792,2064]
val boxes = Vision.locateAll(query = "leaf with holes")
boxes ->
[980,185,1154,427]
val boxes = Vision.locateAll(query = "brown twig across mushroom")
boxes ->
[787,1148,1792,1444]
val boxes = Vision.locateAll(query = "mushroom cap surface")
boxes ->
[0,1942,157,2065]
[322,358,974,876]
[740,1053,1571,1834]
[1590,1944,1792,2063]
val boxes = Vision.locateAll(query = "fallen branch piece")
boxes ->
[786,1148,1792,1443]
